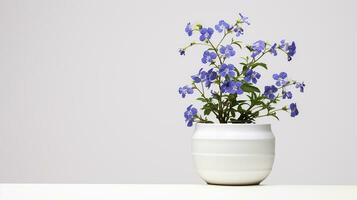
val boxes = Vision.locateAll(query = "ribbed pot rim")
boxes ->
[193,123,273,140]
[195,123,271,126]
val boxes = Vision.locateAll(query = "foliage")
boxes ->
[179,13,305,126]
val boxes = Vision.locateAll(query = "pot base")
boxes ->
[206,182,261,186]
[196,168,271,186]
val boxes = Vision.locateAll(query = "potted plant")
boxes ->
[178,13,305,185]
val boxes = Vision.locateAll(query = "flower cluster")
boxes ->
[220,45,236,58]
[185,23,193,36]
[279,40,296,61]
[199,27,214,41]
[219,64,236,77]
[295,82,305,92]
[273,72,288,86]
[221,81,243,95]
[234,27,244,37]
[178,85,193,98]
[282,90,293,99]
[290,103,299,117]
[244,69,261,84]
[251,40,265,58]
[201,50,217,64]
[263,85,278,100]
[184,105,197,127]
[178,13,304,126]
[191,68,218,88]
[215,20,230,32]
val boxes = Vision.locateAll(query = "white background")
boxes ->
[0,0,356,184]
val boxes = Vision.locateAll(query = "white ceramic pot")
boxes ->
[192,123,275,185]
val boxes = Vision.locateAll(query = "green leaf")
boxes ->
[251,111,259,118]
[242,65,248,73]
[251,62,267,70]
[204,109,211,116]
[234,67,240,76]
[227,94,237,101]
[196,97,206,102]
[230,110,236,118]
[241,83,260,93]
[251,92,257,99]
[237,104,245,113]
[231,40,242,49]
[246,46,253,52]
[270,113,280,120]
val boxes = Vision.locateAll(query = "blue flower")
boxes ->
[279,40,287,49]
[184,105,197,127]
[219,45,236,58]
[239,13,250,25]
[221,81,231,93]
[251,40,265,58]
[179,49,185,56]
[234,27,244,37]
[290,103,299,117]
[185,22,193,36]
[214,20,230,32]
[273,72,288,86]
[269,43,277,56]
[178,85,193,98]
[295,82,305,93]
[279,40,296,61]
[228,81,244,94]
[282,90,293,99]
[244,69,261,84]
[191,68,205,83]
[219,64,236,77]
[201,50,217,64]
[199,27,214,41]
[191,68,217,88]
[222,81,243,94]
[263,85,278,100]
[204,68,218,88]
[287,41,296,61]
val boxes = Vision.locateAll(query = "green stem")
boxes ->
[192,83,220,118]
[207,39,226,123]
[181,42,210,51]
[256,108,285,118]
[216,31,229,49]
[200,82,205,95]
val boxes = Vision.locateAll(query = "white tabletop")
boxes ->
[0,184,356,200]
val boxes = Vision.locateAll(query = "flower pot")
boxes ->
[192,123,275,185]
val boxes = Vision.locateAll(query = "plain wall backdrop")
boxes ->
[0,0,357,184]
